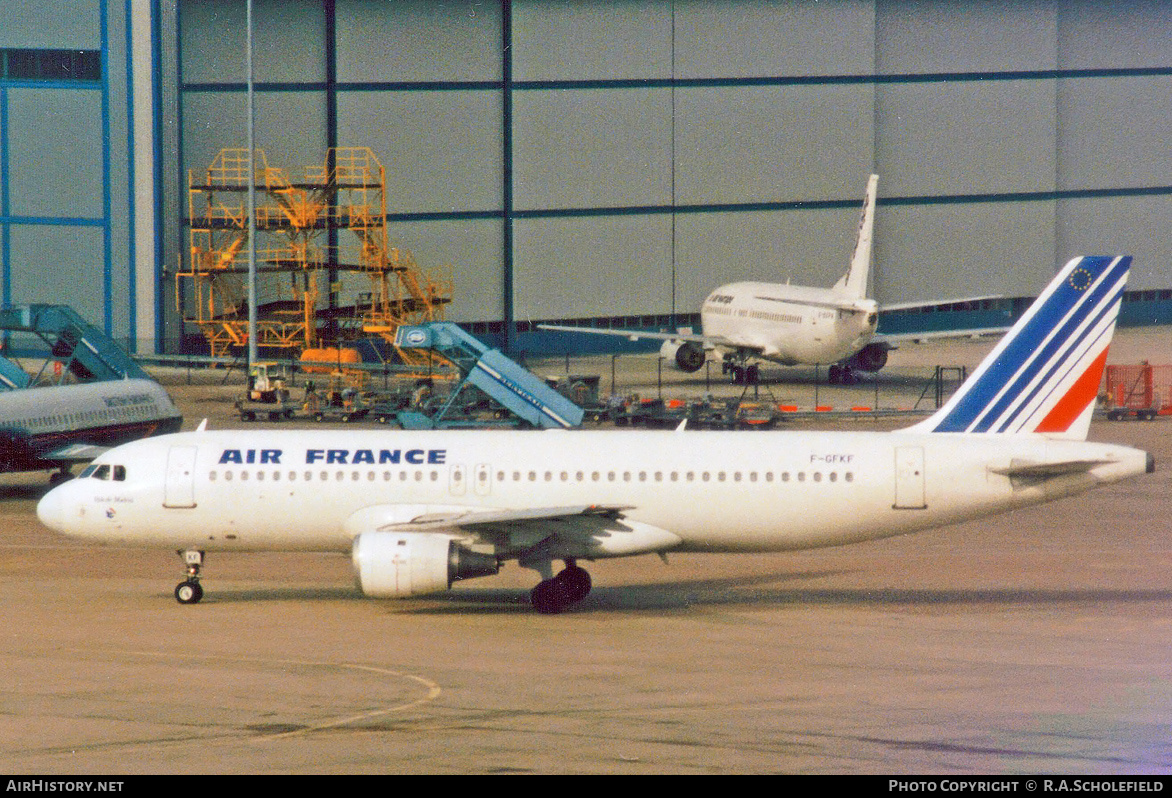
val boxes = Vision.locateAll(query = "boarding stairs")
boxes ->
[393,322,584,429]
[0,304,151,388]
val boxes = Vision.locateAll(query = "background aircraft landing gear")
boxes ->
[175,549,205,604]
[722,359,759,385]
[530,560,592,614]
[828,364,858,385]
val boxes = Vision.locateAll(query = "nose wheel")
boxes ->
[174,550,205,604]
[530,562,593,614]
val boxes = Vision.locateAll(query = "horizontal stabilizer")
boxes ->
[990,459,1112,478]
[990,457,1118,490]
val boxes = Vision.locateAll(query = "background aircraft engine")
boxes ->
[847,342,889,373]
[659,340,706,372]
[352,532,499,598]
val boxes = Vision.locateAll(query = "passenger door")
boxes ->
[163,446,197,508]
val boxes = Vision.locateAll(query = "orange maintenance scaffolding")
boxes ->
[176,147,453,375]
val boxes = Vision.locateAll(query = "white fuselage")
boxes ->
[37,428,1149,559]
[700,282,878,365]
[0,379,182,470]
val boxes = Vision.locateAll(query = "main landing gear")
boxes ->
[530,560,593,614]
[174,549,204,604]
[721,355,760,385]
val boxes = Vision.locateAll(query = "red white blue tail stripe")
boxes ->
[912,256,1130,440]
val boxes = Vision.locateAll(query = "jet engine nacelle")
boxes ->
[351,532,499,598]
[659,340,706,373]
[843,342,890,373]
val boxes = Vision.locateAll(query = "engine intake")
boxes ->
[659,340,706,372]
[352,532,499,598]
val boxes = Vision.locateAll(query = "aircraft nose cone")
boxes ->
[36,487,68,533]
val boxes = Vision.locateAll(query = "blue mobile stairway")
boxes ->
[393,323,584,429]
[0,304,151,389]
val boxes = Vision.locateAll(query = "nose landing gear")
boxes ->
[174,549,205,604]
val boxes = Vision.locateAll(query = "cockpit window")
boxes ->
[81,464,125,481]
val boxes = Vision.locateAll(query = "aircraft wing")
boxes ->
[872,325,1011,347]
[879,294,1005,312]
[875,294,1013,345]
[537,323,739,349]
[771,297,875,315]
[349,502,681,559]
[39,442,110,463]
[376,504,634,547]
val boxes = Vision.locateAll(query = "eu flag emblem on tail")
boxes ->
[909,256,1131,440]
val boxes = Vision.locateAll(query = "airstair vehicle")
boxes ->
[392,322,585,429]
[0,304,151,388]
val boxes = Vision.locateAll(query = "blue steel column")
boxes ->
[100,0,113,337]
[1,85,8,310]
[124,0,139,350]
[325,0,338,334]
[501,0,514,354]
[151,0,165,352]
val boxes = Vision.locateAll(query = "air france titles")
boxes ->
[218,448,447,466]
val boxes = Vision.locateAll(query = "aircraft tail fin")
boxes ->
[833,173,878,299]
[906,255,1131,441]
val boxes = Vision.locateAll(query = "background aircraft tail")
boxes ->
[906,255,1131,441]
[832,173,878,299]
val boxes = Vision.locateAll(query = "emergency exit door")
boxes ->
[893,446,926,509]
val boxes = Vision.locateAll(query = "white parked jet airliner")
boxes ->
[541,174,883,384]
[37,255,1152,613]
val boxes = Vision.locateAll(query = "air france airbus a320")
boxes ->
[38,255,1152,613]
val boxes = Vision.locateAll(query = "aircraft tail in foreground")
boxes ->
[908,255,1131,441]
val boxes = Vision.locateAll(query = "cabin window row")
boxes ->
[206,468,855,485]
[497,470,854,484]
[209,469,442,483]
[24,404,154,429]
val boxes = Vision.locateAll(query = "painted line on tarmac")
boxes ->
[68,647,442,742]
[255,662,442,742]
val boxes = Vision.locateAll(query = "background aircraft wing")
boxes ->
[878,294,1006,313]
[875,294,1012,346]
[872,326,1011,346]
[40,442,110,463]
[537,323,738,349]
